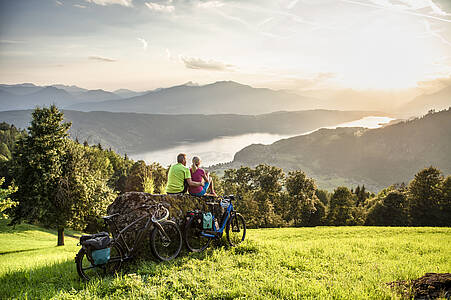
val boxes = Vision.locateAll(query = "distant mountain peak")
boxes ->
[209,80,248,87]
[182,81,199,87]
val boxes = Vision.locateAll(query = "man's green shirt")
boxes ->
[165,163,191,193]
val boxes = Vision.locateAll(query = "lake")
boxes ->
[131,116,394,167]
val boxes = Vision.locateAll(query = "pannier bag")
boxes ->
[79,232,111,265]
[203,212,213,230]
[91,248,111,265]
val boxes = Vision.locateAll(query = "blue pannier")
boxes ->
[79,232,111,265]
[203,212,213,230]
[91,248,111,265]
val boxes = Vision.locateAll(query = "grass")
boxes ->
[0,220,450,299]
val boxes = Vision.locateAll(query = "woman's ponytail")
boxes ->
[191,156,200,173]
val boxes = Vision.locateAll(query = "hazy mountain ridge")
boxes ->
[67,81,320,115]
[401,85,451,115]
[0,109,378,155]
[1,81,450,116]
[0,83,127,111]
[218,109,451,191]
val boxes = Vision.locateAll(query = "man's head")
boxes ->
[177,153,187,166]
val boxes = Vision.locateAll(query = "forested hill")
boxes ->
[223,109,451,191]
[0,109,377,154]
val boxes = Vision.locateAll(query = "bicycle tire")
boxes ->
[150,220,183,261]
[226,213,246,246]
[75,241,123,281]
[184,216,211,253]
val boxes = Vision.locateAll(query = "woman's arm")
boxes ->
[201,169,209,182]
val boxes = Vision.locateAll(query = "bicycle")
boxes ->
[184,195,246,252]
[75,203,182,281]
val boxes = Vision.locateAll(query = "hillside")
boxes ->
[219,109,451,191]
[401,84,451,115]
[68,81,320,115]
[0,109,377,154]
[1,224,450,299]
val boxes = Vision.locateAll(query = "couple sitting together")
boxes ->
[165,153,217,197]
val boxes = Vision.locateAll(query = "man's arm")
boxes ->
[187,178,204,187]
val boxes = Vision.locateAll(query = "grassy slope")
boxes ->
[0,221,450,299]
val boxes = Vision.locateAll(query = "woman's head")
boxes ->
[191,156,201,172]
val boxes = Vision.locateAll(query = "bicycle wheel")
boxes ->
[226,213,246,246]
[184,216,211,252]
[75,242,123,281]
[150,220,182,261]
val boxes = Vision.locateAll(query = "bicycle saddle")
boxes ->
[102,213,119,220]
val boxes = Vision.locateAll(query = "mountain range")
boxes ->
[67,81,318,115]
[401,85,451,115]
[1,81,449,115]
[211,109,451,191]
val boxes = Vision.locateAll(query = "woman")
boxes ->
[189,156,217,196]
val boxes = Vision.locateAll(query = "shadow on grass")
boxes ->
[0,219,81,239]
[0,233,257,299]
[0,238,257,299]
[0,246,59,255]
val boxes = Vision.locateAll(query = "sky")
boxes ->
[0,0,451,92]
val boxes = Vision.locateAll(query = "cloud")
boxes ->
[398,0,450,16]
[84,0,133,7]
[423,19,451,46]
[197,1,224,8]
[74,4,87,8]
[88,56,116,62]
[181,56,234,71]
[0,40,25,44]
[416,75,451,90]
[145,2,175,12]
[137,38,148,50]
[286,0,300,9]
[339,0,451,22]
[272,73,338,91]
[55,0,63,6]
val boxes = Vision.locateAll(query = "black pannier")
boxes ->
[79,232,111,265]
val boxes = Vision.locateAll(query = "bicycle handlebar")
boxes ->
[151,206,169,223]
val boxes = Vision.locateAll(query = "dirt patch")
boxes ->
[388,273,451,299]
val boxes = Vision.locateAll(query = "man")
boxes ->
[166,153,204,194]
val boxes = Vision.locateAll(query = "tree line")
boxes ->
[0,106,449,245]
[220,165,450,228]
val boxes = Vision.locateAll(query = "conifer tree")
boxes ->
[11,105,71,245]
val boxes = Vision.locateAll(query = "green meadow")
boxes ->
[0,219,450,299]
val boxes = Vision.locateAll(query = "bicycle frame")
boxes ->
[108,212,169,259]
[200,200,234,238]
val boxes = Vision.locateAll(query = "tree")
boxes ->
[408,167,443,226]
[124,160,154,193]
[252,165,285,227]
[316,189,330,207]
[285,170,321,226]
[440,176,451,226]
[11,105,71,245]
[0,178,17,219]
[327,187,355,225]
[223,165,285,228]
[57,141,117,233]
[366,188,408,226]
